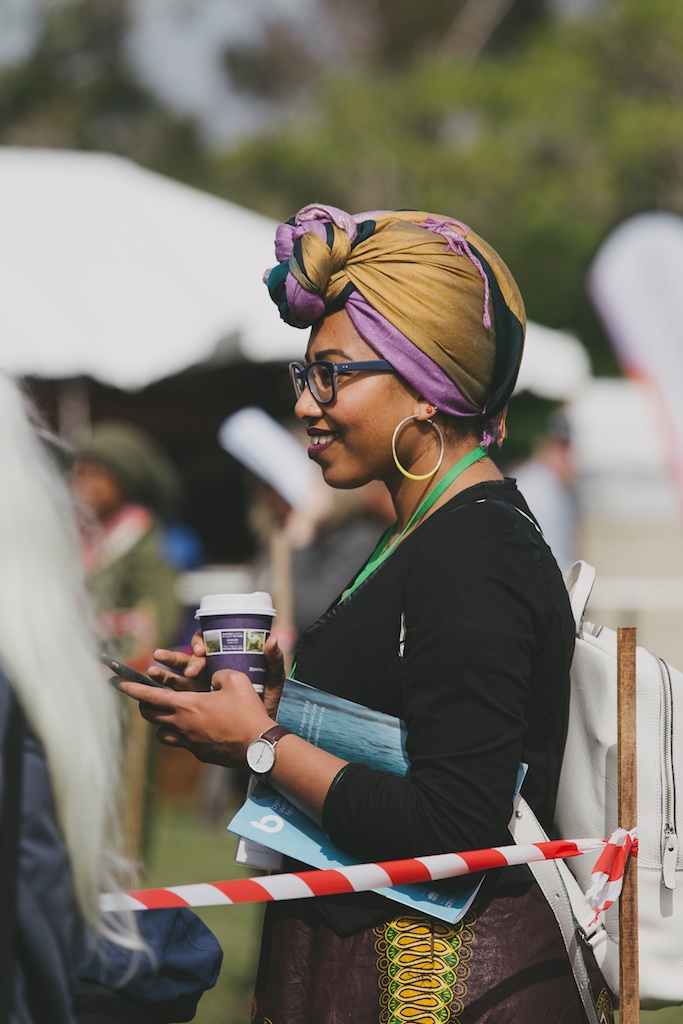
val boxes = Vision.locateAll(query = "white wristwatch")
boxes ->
[245,725,292,779]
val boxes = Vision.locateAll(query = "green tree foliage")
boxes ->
[211,0,683,373]
[222,0,546,98]
[0,0,204,180]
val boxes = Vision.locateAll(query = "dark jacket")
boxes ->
[0,670,86,1024]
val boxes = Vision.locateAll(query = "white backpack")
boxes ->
[512,560,682,1012]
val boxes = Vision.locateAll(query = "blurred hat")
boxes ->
[218,406,315,510]
[77,421,179,510]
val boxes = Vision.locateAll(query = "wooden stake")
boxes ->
[121,702,151,865]
[120,650,156,868]
[617,626,639,1021]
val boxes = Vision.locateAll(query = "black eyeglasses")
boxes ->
[289,359,394,406]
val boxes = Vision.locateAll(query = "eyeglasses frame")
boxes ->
[289,359,394,406]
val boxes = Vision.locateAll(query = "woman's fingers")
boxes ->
[147,663,209,691]
[155,728,185,748]
[115,679,180,714]
[150,644,209,691]
[151,647,190,670]
[263,634,286,719]
[146,664,189,688]
[189,630,206,658]
[117,672,272,769]
[264,633,285,678]
[124,685,206,744]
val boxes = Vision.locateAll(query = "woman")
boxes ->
[0,375,142,1022]
[125,207,614,1022]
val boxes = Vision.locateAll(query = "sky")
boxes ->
[126,0,293,143]
[0,0,319,143]
[0,0,41,66]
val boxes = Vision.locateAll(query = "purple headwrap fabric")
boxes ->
[344,291,481,417]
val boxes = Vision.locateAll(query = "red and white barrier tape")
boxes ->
[585,827,638,918]
[101,830,637,914]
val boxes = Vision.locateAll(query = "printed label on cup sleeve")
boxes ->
[204,628,269,656]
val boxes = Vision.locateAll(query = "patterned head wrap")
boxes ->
[264,204,526,445]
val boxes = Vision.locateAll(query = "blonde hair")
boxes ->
[0,374,138,946]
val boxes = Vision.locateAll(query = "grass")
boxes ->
[142,796,264,1024]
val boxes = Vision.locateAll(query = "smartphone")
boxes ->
[100,652,171,689]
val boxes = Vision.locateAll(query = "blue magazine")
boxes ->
[229,678,525,924]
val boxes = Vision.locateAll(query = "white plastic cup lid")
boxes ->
[195,592,277,619]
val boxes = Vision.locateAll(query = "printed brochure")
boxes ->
[230,678,524,924]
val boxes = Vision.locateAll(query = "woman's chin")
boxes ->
[319,464,372,490]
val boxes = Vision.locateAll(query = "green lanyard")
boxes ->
[290,444,486,673]
[339,444,487,604]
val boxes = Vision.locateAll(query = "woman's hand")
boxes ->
[116,670,273,768]
[262,633,286,719]
[147,632,285,710]
[147,631,210,691]
[117,657,347,824]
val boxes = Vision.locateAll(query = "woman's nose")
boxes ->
[294,386,323,420]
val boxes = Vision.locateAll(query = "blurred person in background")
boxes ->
[72,422,184,862]
[71,422,182,660]
[0,375,142,1023]
[288,478,395,638]
[511,408,578,574]
[247,473,394,642]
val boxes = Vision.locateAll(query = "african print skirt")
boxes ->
[250,881,614,1024]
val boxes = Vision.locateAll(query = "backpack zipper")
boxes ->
[653,654,678,889]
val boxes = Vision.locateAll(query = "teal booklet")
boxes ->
[229,678,524,924]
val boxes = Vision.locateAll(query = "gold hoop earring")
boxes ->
[391,415,445,481]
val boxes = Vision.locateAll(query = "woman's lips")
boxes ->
[307,432,337,459]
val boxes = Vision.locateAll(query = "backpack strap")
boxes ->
[509,796,609,1023]
[0,690,25,1020]
[565,560,597,638]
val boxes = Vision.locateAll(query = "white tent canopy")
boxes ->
[0,147,297,390]
[515,320,589,401]
[0,147,589,397]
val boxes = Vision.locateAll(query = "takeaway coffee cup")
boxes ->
[195,592,277,694]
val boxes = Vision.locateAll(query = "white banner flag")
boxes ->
[588,211,683,500]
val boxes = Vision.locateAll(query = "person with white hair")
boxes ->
[0,374,141,1022]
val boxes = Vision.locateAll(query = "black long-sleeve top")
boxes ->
[293,479,574,932]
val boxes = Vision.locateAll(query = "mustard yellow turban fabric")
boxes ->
[265,205,526,444]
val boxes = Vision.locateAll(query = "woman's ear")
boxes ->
[414,400,438,422]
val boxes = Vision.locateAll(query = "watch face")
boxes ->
[246,737,276,776]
